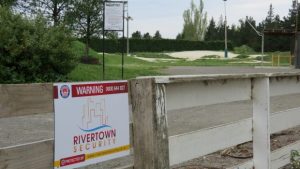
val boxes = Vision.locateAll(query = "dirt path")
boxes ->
[166,51,264,60]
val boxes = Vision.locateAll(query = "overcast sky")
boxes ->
[126,0,292,39]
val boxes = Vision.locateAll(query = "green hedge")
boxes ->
[84,38,233,53]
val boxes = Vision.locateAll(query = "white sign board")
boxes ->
[54,81,130,169]
[104,2,124,31]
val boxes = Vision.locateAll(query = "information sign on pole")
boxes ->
[104,2,124,31]
[53,81,130,169]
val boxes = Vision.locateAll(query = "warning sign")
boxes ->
[53,81,130,169]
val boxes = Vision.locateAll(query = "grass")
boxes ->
[68,41,293,81]
[72,41,100,58]
[68,42,163,81]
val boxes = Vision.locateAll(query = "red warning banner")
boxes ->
[72,82,128,98]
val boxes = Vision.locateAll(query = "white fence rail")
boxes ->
[1,73,300,169]
[131,73,300,169]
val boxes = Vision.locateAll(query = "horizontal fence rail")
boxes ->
[1,73,300,169]
[132,73,300,169]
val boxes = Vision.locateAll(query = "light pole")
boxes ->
[246,19,264,65]
[295,0,299,68]
[223,0,228,58]
[125,5,133,56]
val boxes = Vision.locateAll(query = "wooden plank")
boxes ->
[168,107,300,166]
[0,139,54,169]
[166,79,251,111]
[138,72,300,84]
[0,139,134,169]
[252,77,271,169]
[271,107,300,133]
[169,119,253,166]
[0,122,134,169]
[226,161,253,169]
[0,83,53,118]
[271,140,300,168]
[270,76,300,96]
[130,78,169,169]
[227,140,300,169]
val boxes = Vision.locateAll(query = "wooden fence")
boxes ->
[130,73,300,169]
[1,72,300,169]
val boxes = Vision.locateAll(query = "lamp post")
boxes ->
[223,0,228,58]
[246,19,264,65]
[125,5,133,56]
[295,0,300,68]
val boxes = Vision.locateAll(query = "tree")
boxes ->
[0,0,16,7]
[283,0,300,30]
[153,30,162,39]
[16,0,71,26]
[0,7,76,83]
[182,0,207,41]
[106,32,119,40]
[131,31,142,39]
[176,33,183,40]
[143,32,151,39]
[68,0,103,58]
[265,4,275,29]
[205,18,217,41]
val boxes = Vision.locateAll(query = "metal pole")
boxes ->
[246,19,264,65]
[224,0,228,58]
[295,0,299,68]
[262,33,264,65]
[102,2,105,80]
[122,2,125,79]
[126,5,130,56]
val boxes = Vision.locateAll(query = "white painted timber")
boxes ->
[252,77,271,169]
[270,76,300,96]
[271,140,300,168]
[169,107,300,166]
[226,161,253,169]
[168,119,253,166]
[166,79,251,111]
[227,140,300,169]
[271,107,300,133]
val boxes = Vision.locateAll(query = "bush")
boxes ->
[0,8,77,83]
[234,45,255,54]
[84,38,233,53]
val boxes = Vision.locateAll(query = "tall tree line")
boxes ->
[205,1,299,51]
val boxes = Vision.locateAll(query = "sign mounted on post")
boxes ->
[104,2,124,31]
[102,1,126,80]
[53,81,130,169]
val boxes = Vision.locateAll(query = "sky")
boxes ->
[126,0,292,39]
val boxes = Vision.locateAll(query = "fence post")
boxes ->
[130,78,169,169]
[252,77,271,169]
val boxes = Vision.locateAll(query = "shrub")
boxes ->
[234,45,255,54]
[84,38,233,53]
[0,8,76,83]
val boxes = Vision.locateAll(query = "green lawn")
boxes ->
[68,42,163,81]
[68,41,292,81]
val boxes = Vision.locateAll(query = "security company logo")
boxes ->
[73,98,116,153]
[60,85,70,98]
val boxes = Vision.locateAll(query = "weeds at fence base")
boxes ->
[291,150,300,169]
